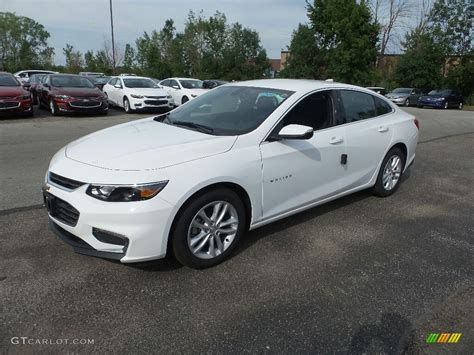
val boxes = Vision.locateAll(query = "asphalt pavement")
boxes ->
[0,106,473,353]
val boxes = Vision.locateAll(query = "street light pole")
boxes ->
[109,0,116,74]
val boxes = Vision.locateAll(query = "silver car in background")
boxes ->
[386,88,422,107]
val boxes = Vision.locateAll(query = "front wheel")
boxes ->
[171,189,246,269]
[404,98,409,107]
[50,98,58,116]
[372,147,405,197]
[123,97,133,113]
[444,101,449,109]
[458,102,463,110]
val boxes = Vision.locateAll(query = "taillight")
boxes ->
[414,118,420,130]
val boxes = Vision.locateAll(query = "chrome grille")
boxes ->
[49,172,85,191]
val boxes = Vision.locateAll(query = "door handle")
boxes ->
[378,126,389,133]
[329,136,344,145]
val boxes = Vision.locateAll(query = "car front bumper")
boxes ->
[129,97,174,110]
[0,99,33,115]
[417,100,444,108]
[44,179,175,263]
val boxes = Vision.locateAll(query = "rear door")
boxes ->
[337,90,394,190]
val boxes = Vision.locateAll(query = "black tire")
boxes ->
[458,102,463,110]
[49,98,58,116]
[181,96,189,105]
[171,188,247,269]
[372,147,406,197]
[123,97,133,113]
[443,101,449,109]
[404,98,409,107]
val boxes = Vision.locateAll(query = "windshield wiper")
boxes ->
[172,120,214,134]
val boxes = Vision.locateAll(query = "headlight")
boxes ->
[130,94,144,99]
[55,95,71,100]
[86,181,168,202]
[435,97,445,101]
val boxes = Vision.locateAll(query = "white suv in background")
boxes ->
[159,78,208,106]
[103,76,174,113]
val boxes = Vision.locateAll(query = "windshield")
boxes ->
[123,78,158,88]
[51,76,95,88]
[179,79,204,89]
[91,77,111,84]
[0,74,20,86]
[392,88,411,94]
[428,89,450,96]
[157,86,294,136]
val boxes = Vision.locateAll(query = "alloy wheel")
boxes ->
[187,201,239,259]
[124,98,130,112]
[382,155,402,191]
[50,99,56,115]
[444,101,449,109]
[459,102,463,110]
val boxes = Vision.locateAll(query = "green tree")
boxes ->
[280,24,323,79]
[307,0,378,84]
[394,30,444,91]
[0,12,54,71]
[63,44,83,73]
[84,50,97,72]
[122,43,136,72]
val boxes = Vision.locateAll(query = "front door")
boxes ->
[260,90,347,219]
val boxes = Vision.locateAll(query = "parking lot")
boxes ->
[1,107,473,352]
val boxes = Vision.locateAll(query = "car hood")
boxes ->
[0,86,25,97]
[65,118,237,171]
[52,87,104,97]
[126,88,169,96]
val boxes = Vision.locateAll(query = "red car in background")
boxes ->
[37,74,108,116]
[0,72,33,117]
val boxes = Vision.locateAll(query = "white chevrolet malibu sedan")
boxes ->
[44,79,419,268]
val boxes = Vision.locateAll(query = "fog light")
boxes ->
[92,228,129,248]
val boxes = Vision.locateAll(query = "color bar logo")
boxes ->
[426,333,462,344]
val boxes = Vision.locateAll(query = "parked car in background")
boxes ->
[88,76,111,91]
[386,88,422,107]
[203,80,228,89]
[37,74,108,116]
[159,78,208,106]
[29,74,47,105]
[44,79,418,268]
[14,70,57,83]
[0,72,33,117]
[417,89,464,110]
[103,76,173,113]
[366,87,387,95]
[79,72,105,77]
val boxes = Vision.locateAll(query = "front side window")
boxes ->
[157,86,294,136]
[340,90,377,123]
[279,91,334,131]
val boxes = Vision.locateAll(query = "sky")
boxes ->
[1,0,309,64]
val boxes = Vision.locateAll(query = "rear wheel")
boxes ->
[372,147,405,197]
[458,102,463,110]
[171,189,246,269]
[444,101,449,109]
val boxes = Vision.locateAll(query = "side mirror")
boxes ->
[277,124,314,140]
[114,84,122,89]
[172,85,180,90]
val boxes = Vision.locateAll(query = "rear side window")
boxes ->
[340,90,377,123]
[374,97,393,116]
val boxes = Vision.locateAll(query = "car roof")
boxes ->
[231,79,369,94]
[165,77,201,81]
[116,76,152,80]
